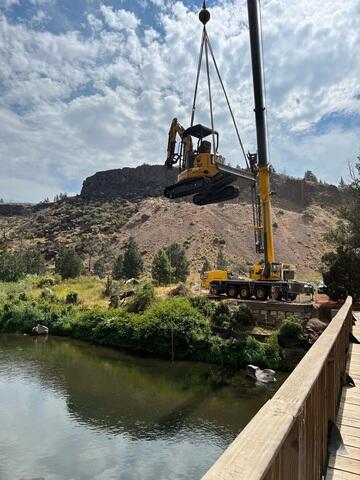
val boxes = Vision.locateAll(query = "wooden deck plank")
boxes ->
[328,455,360,475]
[335,446,360,461]
[326,467,360,479]
[326,314,360,480]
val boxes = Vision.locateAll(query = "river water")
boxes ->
[0,335,286,480]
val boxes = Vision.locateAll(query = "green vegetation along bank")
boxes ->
[0,276,307,371]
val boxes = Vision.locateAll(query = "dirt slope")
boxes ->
[0,194,337,276]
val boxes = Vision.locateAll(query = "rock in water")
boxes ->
[246,364,276,384]
[32,324,49,335]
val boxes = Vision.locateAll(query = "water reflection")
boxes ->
[0,335,286,480]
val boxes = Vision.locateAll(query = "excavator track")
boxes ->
[193,185,239,206]
[163,176,211,199]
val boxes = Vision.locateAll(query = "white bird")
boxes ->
[246,364,276,383]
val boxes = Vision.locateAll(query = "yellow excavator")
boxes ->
[164,0,304,301]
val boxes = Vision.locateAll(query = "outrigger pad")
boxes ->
[193,185,239,206]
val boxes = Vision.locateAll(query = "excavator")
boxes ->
[164,0,305,301]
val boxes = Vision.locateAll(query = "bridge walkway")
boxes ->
[327,313,360,480]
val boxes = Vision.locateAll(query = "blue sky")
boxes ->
[1,0,359,202]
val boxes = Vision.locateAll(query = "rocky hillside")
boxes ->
[81,164,346,211]
[0,165,344,276]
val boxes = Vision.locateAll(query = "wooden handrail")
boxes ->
[203,296,353,480]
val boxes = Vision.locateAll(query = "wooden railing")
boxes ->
[203,296,353,480]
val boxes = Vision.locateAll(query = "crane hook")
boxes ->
[199,1,210,25]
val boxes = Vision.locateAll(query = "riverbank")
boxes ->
[0,276,302,370]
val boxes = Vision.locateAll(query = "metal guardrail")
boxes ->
[203,296,353,480]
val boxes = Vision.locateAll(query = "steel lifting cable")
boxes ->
[190,27,206,127]
[190,11,249,169]
[204,38,217,156]
[206,34,249,169]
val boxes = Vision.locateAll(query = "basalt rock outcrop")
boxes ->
[80,164,347,210]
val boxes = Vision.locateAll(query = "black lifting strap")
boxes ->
[190,5,249,169]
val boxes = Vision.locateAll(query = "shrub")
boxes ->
[240,336,268,367]
[127,281,155,313]
[189,296,215,317]
[212,302,231,327]
[37,277,55,288]
[20,247,46,275]
[66,292,79,304]
[278,316,304,340]
[112,254,123,280]
[322,247,360,301]
[93,257,106,278]
[230,304,253,329]
[137,297,210,358]
[40,288,57,302]
[55,248,83,279]
[0,251,24,282]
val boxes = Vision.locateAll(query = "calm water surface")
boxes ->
[0,334,287,480]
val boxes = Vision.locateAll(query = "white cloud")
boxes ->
[0,0,359,201]
[100,5,140,31]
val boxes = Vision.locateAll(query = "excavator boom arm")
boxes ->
[165,118,193,169]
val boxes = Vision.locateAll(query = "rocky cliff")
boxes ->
[81,164,346,211]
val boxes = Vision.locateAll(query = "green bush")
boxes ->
[0,251,24,282]
[55,248,83,279]
[37,277,55,288]
[127,281,155,313]
[40,287,57,302]
[66,292,79,304]
[189,296,215,317]
[278,316,304,340]
[137,297,210,358]
[211,302,231,327]
[231,304,253,329]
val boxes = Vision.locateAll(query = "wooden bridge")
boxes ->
[203,297,359,480]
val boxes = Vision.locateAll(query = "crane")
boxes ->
[163,0,305,301]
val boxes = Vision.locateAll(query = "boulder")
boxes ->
[32,324,49,335]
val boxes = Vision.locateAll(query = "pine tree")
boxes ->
[55,248,83,279]
[165,243,189,282]
[201,258,211,274]
[122,237,143,279]
[323,160,360,300]
[94,257,106,278]
[112,254,124,280]
[21,247,46,275]
[338,177,346,189]
[216,248,228,270]
[0,251,25,282]
[152,249,172,285]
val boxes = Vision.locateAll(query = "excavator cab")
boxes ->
[177,124,220,180]
[164,120,252,206]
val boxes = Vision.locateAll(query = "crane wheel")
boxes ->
[226,286,238,298]
[210,284,220,296]
[239,286,250,300]
[254,286,268,301]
